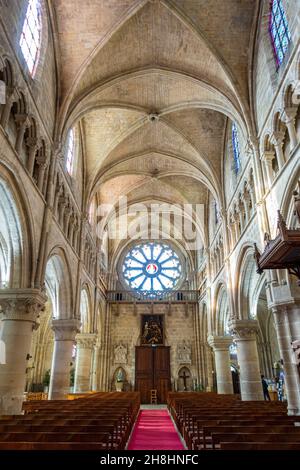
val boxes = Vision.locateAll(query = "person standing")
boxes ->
[261,375,271,401]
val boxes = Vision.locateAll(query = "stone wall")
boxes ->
[0,0,57,137]
[108,302,198,391]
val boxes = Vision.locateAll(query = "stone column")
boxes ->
[208,335,233,394]
[229,319,263,401]
[205,344,214,391]
[261,150,276,188]
[26,137,38,175]
[0,87,16,130]
[91,339,101,391]
[14,114,29,155]
[273,306,300,415]
[37,159,48,193]
[74,333,96,392]
[271,131,285,169]
[281,108,298,150]
[0,289,46,414]
[48,318,80,400]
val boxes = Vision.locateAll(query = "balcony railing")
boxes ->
[107,290,198,303]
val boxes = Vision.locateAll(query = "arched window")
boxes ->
[214,200,219,225]
[269,0,291,68]
[19,0,42,77]
[122,242,182,298]
[232,123,241,175]
[66,129,75,175]
[88,199,95,224]
[80,289,90,332]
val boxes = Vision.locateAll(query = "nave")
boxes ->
[0,392,299,451]
[0,0,300,457]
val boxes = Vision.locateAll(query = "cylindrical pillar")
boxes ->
[91,340,101,391]
[0,289,46,414]
[48,318,80,400]
[273,306,300,415]
[74,333,96,392]
[208,335,233,394]
[229,319,264,401]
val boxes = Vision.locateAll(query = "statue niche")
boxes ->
[177,367,192,391]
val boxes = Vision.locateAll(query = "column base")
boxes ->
[0,393,25,415]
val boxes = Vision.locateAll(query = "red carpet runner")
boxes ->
[127,409,185,450]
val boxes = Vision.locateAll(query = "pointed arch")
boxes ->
[0,162,34,288]
[80,284,93,333]
[235,244,260,320]
[44,246,74,319]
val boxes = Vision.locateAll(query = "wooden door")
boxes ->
[135,346,171,403]
[154,346,171,403]
[135,346,153,403]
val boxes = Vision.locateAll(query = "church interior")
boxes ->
[0,0,300,452]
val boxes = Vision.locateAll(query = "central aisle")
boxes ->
[127,409,185,450]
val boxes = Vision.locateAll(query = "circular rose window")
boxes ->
[122,242,182,297]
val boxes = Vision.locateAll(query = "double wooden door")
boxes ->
[135,346,171,404]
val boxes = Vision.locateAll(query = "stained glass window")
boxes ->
[66,129,75,175]
[19,0,42,77]
[232,123,241,175]
[122,242,182,298]
[269,0,291,68]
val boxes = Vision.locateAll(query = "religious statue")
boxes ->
[293,185,300,224]
[114,343,127,364]
[177,341,192,364]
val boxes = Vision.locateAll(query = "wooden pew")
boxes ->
[0,392,140,450]
[167,392,299,451]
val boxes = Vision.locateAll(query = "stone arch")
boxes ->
[44,247,74,320]
[236,244,260,319]
[0,164,33,288]
[109,233,196,292]
[79,285,92,333]
[215,283,229,336]
[0,56,14,87]
[112,366,128,391]
[280,161,300,227]
[177,366,193,392]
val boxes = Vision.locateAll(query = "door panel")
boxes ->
[135,346,171,403]
[154,346,171,403]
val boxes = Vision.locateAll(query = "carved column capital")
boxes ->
[25,136,38,150]
[281,107,297,124]
[36,155,49,169]
[228,319,259,340]
[271,130,285,146]
[51,318,81,341]
[261,149,276,164]
[76,333,97,349]
[207,335,232,351]
[5,86,17,103]
[0,289,47,326]
[14,113,29,129]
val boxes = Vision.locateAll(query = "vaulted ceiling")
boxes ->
[52,0,258,250]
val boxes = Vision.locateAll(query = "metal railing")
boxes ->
[107,290,198,303]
